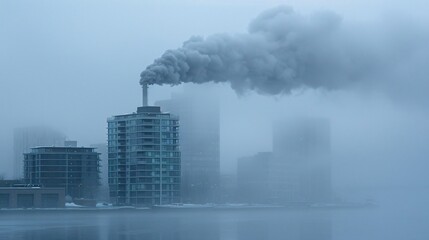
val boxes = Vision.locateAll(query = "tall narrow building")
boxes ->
[156,85,220,203]
[107,106,181,206]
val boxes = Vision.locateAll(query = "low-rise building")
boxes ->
[0,187,65,208]
[24,142,100,199]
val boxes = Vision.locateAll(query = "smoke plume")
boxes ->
[140,6,425,95]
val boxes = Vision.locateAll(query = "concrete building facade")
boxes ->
[23,143,100,199]
[107,106,181,206]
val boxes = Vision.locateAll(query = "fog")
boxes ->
[0,0,428,183]
[1,0,429,239]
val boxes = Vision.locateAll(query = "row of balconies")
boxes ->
[111,177,181,181]
[109,159,180,165]
[115,128,180,133]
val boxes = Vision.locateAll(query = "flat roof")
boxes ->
[30,146,95,149]
[0,187,65,190]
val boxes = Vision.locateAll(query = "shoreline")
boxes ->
[0,202,376,213]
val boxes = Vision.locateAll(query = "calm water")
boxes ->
[0,189,428,240]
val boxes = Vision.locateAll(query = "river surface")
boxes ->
[0,188,428,240]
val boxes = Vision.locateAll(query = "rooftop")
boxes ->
[27,146,97,154]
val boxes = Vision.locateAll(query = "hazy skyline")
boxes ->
[1,0,428,195]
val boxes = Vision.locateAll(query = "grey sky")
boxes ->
[1,0,428,191]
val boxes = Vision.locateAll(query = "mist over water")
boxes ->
[1,188,428,240]
[1,1,429,239]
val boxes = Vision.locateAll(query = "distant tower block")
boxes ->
[142,82,148,106]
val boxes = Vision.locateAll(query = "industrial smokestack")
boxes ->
[142,82,148,106]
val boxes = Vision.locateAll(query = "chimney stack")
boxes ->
[142,82,148,106]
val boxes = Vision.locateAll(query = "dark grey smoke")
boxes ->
[140,6,424,95]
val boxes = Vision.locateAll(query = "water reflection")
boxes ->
[3,189,429,240]
[0,209,331,240]
[234,211,331,240]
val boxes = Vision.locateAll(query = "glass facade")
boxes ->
[107,106,181,206]
[23,147,100,199]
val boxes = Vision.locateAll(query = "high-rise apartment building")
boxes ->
[14,126,66,179]
[23,141,100,199]
[107,106,181,206]
[156,86,220,203]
